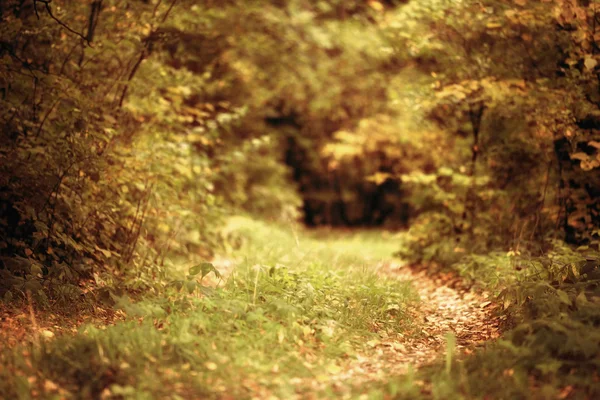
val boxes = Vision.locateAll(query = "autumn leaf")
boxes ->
[368,1,384,11]
[366,172,393,185]
[570,152,588,161]
[588,141,600,149]
[584,55,598,71]
[556,289,571,306]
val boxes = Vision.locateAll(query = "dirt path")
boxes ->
[328,261,502,388]
[212,251,503,396]
[175,219,505,397]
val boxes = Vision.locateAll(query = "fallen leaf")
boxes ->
[41,330,54,339]
[44,380,59,391]
[205,362,218,371]
[585,55,598,71]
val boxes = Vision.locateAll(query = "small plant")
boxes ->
[168,262,222,296]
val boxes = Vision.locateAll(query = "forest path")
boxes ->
[326,262,502,389]
[213,218,503,396]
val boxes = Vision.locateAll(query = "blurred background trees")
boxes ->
[1,0,599,302]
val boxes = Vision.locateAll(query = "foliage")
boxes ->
[2,0,600,397]
[0,218,417,399]
[0,0,306,301]
[386,0,600,269]
[385,0,600,397]
[423,244,600,400]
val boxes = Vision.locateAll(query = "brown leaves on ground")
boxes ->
[0,300,123,349]
[326,261,503,388]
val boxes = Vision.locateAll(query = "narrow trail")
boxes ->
[298,260,503,395]
[214,227,504,396]
[338,261,501,381]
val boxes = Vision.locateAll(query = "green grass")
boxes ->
[0,217,417,399]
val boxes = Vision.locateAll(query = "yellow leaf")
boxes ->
[100,249,112,258]
[326,363,342,374]
[570,152,588,161]
[366,172,393,186]
[556,289,571,305]
[368,1,384,11]
[584,55,598,71]
[41,330,54,339]
[581,159,600,171]
[576,291,588,307]
[44,380,59,391]
[486,22,502,29]
[588,140,600,149]
[302,325,313,337]
[205,362,218,371]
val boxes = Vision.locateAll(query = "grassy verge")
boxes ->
[0,218,417,399]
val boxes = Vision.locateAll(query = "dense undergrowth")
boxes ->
[0,218,417,399]
[384,237,600,399]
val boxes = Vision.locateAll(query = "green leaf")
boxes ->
[3,291,13,302]
[556,289,571,306]
[186,280,197,294]
[199,285,216,297]
[201,262,216,278]
[536,359,562,374]
[30,264,43,277]
[190,262,221,280]
[188,264,202,276]
[24,279,43,293]
[170,280,184,291]
[576,291,588,307]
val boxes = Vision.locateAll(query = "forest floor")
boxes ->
[324,262,502,389]
[0,217,503,399]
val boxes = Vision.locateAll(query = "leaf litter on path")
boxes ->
[335,261,501,384]
[208,224,504,397]
[288,261,503,396]
[209,254,503,398]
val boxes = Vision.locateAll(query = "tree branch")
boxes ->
[161,0,178,23]
[34,0,91,45]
